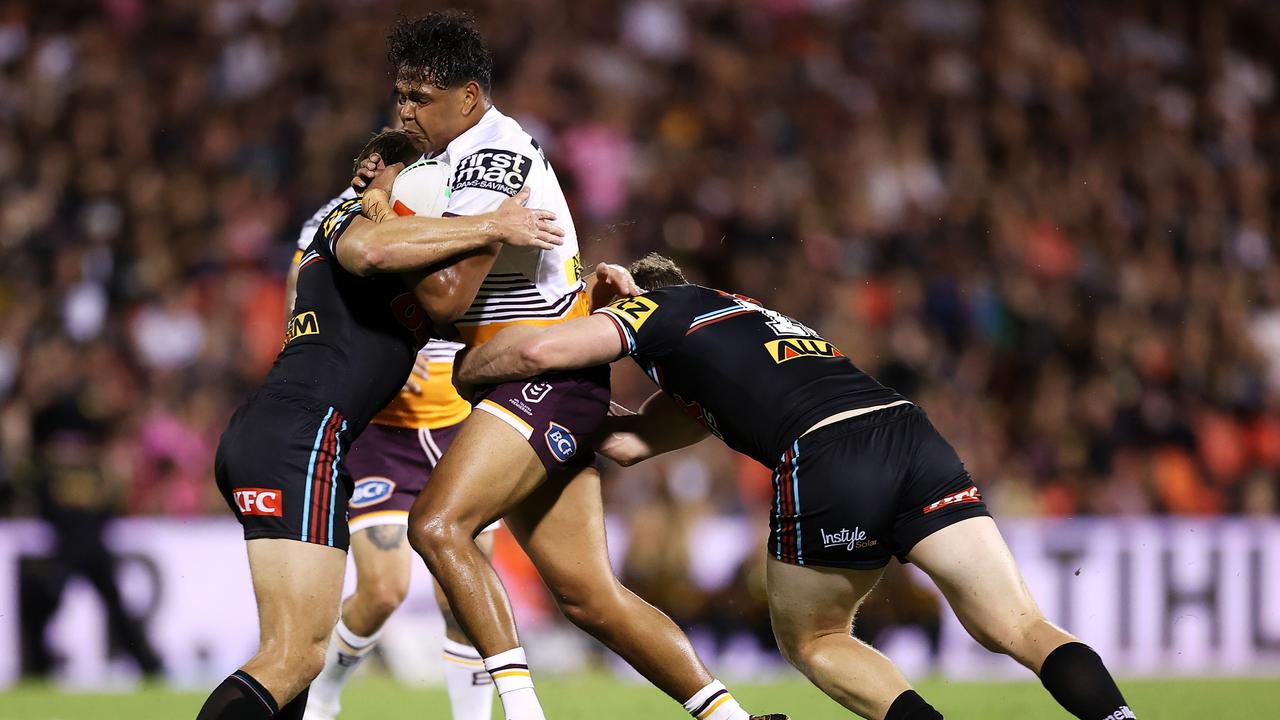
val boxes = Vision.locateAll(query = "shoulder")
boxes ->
[298,188,359,251]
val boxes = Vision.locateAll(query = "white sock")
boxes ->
[307,618,381,715]
[442,638,495,720]
[683,680,750,720]
[483,647,545,720]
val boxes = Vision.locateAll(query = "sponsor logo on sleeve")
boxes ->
[234,488,283,517]
[922,485,982,514]
[820,527,878,550]
[321,197,361,239]
[349,477,396,508]
[453,149,533,197]
[605,296,658,330]
[764,338,844,363]
[545,421,578,463]
[285,311,320,344]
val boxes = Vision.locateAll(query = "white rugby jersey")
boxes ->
[294,188,466,370]
[435,106,589,347]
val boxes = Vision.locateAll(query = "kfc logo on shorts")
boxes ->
[545,422,578,463]
[922,485,981,514]
[234,488,283,517]
[522,383,552,404]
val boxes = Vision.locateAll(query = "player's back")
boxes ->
[437,107,588,347]
[596,285,904,466]
[267,197,431,434]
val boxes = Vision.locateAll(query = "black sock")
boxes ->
[1039,642,1135,719]
[884,689,943,720]
[196,670,278,720]
[273,685,309,720]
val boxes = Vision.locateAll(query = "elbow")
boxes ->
[344,240,383,277]
[424,298,468,326]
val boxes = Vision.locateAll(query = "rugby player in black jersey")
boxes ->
[193,134,565,720]
[455,253,1138,720]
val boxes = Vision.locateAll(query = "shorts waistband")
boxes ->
[802,400,914,437]
[786,402,920,459]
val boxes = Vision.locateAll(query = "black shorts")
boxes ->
[215,391,355,551]
[769,403,989,570]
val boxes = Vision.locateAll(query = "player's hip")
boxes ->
[345,420,466,528]
[215,391,356,550]
[768,403,989,570]
[469,366,611,472]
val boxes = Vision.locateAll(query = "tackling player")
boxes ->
[368,13,784,720]
[194,138,563,719]
[454,253,1139,720]
[285,132,497,720]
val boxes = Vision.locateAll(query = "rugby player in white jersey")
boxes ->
[286,131,496,720]
[355,13,785,720]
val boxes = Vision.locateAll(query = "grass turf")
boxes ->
[2,673,1276,719]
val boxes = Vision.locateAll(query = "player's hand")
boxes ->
[593,262,641,304]
[488,187,565,250]
[401,354,430,395]
[352,152,384,193]
[367,161,404,197]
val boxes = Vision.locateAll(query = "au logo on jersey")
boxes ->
[285,311,320,343]
[606,296,658,330]
[765,338,844,363]
[454,149,533,197]
[544,422,578,463]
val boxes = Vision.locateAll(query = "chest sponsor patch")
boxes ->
[605,296,659,331]
[764,337,844,363]
[453,149,533,197]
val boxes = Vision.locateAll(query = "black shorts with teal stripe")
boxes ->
[770,403,990,570]
[215,390,355,550]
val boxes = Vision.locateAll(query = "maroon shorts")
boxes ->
[344,421,468,534]
[471,367,611,471]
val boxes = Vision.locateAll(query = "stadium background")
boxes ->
[2,0,1280,717]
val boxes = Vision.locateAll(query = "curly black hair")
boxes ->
[386,11,492,92]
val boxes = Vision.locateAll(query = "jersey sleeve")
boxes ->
[444,147,537,216]
[298,189,358,251]
[317,196,363,257]
[592,288,692,360]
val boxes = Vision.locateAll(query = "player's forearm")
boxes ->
[455,327,546,385]
[341,213,500,278]
[596,393,709,466]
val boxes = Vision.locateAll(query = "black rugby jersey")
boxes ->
[595,285,904,466]
[263,197,432,433]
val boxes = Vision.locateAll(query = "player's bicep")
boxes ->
[410,245,499,325]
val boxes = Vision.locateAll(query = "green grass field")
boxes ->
[3,673,1277,720]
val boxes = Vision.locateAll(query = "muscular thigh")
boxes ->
[409,409,547,534]
[247,538,347,644]
[502,466,617,598]
[350,525,412,588]
[766,556,884,644]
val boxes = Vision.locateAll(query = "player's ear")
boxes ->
[461,80,482,117]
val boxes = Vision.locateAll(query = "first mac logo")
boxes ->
[234,488,283,517]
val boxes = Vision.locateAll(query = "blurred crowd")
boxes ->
[2,0,1280,654]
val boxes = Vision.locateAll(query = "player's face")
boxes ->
[395,76,478,154]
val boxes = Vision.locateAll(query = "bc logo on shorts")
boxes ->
[350,477,396,508]
[544,422,578,463]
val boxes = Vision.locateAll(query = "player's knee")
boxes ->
[359,578,409,622]
[407,515,465,562]
[554,582,624,632]
[257,632,329,683]
[772,628,812,671]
